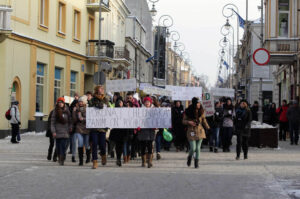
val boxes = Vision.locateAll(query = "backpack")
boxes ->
[5,108,12,120]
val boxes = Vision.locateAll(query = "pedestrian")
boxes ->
[89,85,109,169]
[269,103,278,126]
[51,97,72,166]
[276,100,289,141]
[137,97,155,168]
[209,101,223,153]
[172,101,185,152]
[85,91,93,106]
[123,100,134,163]
[9,100,21,144]
[68,93,79,155]
[286,100,300,145]
[183,97,210,168]
[235,100,252,160]
[251,101,259,121]
[72,95,91,166]
[222,98,234,152]
[46,109,57,161]
[263,103,272,125]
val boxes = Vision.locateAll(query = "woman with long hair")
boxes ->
[51,97,72,166]
[183,97,210,168]
[222,98,234,152]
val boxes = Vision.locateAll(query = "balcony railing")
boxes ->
[0,6,13,33]
[265,38,300,53]
[86,0,110,12]
[86,40,114,59]
[114,47,130,61]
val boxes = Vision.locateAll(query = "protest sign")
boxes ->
[86,107,171,129]
[142,86,172,96]
[211,87,235,98]
[106,79,137,92]
[166,86,202,101]
[202,93,215,117]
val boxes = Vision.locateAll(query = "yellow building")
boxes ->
[0,0,130,136]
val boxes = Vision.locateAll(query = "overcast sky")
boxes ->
[149,0,262,86]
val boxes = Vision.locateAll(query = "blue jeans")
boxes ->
[209,128,220,148]
[155,134,162,153]
[289,122,299,144]
[222,127,233,150]
[72,133,90,157]
[189,139,203,159]
[91,131,106,161]
[56,138,68,156]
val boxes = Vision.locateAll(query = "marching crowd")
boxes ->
[6,85,300,169]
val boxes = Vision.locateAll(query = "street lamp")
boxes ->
[149,0,159,17]
[224,19,231,30]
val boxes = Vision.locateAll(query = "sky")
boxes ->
[149,0,262,87]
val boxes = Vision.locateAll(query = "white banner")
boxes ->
[86,107,171,129]
[202,93,215,117]
[166,85,202,101]
[106,79,137,92]
[142,87,172,96]
[211,87,235,98]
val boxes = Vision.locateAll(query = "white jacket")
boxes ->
[10,105,20,124]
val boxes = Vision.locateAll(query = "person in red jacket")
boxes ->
[276,100,289,141]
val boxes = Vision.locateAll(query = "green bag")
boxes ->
[163,128,173,142]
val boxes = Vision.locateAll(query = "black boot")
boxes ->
[194,159,199,168]
[53,150,57,162]
[209,147,213,152]
[72,156,76,163]
[47,152,52,161]
[86,149,91,164]
[187,156,192,167]
[59,155,64,166]
[244,153,248,160]
[78,147,84,166]
[116,159,122,167]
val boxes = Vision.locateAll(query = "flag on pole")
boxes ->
[218,76,224,84]
[231,9,245,29]
[223,60,230,70]
[146,55,155,63]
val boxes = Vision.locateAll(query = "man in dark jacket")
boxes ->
[251,101,259,121]
[209,101,223,153]
[235,100,252,160]
[286,100,300,145]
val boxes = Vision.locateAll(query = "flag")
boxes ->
[231,9,245,29]
[146,55,155,63]
[218,76,224,84]
[223,60,230,70]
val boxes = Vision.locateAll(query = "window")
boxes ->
[73,9,81,42]
[88,16,95,40]
[54,68,62,104]
[70,71,77,97]
[278,0,289,37]
[57,1,66,36]
[39,0,49,29]
[36,63,45,112]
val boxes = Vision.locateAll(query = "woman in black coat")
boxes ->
[172,101,185,151]
[235,100,252,160]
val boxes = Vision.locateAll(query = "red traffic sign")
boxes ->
[253,48,270,66]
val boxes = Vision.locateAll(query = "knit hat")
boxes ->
[192,97,200,107]
[143,96,152,104]
[78,95,88,105]
[56,97,65,103]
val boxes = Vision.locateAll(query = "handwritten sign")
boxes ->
[106,79,137,92]
[202,93,215,117]
[86,107,171,129]
[211,87,235,98]
[166,86,202,101]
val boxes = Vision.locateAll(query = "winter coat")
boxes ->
[72,106,89,135]
[137,128,155,141]
[276,105,289,123]
[251,106,259,121]
[235,107,252,137]
[223,104,234,128]
[46,110,54,138]
[214,107,224,128]
[10,105,20,124]
[109,128,129,143]
[172,106,185,132]
[89,94,109,133]
[50,107,72,139]
[182,105,210,141]
[286,106,300,124]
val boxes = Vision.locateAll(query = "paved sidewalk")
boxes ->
[0,133,299,199]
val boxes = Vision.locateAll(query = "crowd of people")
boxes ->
[3,85,290,169]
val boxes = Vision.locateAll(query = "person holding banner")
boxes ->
[183,97,210,168]
[89,85,109,169]
[137,97,155,168]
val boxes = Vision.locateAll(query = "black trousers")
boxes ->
[11,124,19,143]
[236,134,249,158]
[48,136,57,159]
[140,141,153,156]
[115,141,124,160]
[279,122,288,141]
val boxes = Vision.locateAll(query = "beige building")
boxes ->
[0,0,132,136]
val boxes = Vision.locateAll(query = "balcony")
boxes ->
[114,47,130,66]
[86,40,114,63]
[265,38,300,65]
[0,6,13,36]
[86,0,110,12]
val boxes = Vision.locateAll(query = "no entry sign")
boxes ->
[253,48,270,66]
